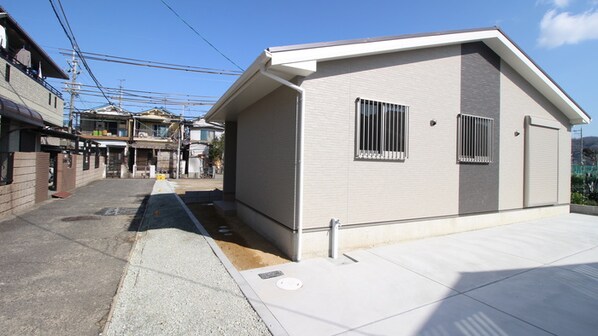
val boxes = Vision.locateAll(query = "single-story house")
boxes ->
[205,27,591,261]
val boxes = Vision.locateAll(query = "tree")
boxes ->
[209,134,224,169]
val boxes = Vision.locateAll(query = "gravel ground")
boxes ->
[104,180,271,335]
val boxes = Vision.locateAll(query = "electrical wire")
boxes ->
[158,0,244,71]
[48,0,114,105]
[64,83,220,99]
[57,49,242,76]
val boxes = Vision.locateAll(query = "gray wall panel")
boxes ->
[459,42,500,214]
[236,86,297,229]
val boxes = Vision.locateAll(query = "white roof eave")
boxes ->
[206,28,590,125]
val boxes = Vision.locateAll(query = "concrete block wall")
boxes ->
[0,152,41,218]
[75,155,105,188]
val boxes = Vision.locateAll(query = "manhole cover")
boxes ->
[62,215,101,222]
[276,277,303,291]
[97,207,140,216]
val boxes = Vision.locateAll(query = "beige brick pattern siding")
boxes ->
[0,58,64,126]
[236,86,298,229]
[75,155,105,188]
[499,61,571,210]
[301,45,462,229]
[0,152,44,218]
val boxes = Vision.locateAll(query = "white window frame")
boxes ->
[457,114,493,163]
[355,98,409,160]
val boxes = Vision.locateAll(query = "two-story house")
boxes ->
[131,107,182,177]
[185,118,224,177]
[78,104,131,178]
[0,7,79,218]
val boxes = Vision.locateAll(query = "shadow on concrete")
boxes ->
[344,261,598,336]
[179,189,223,204]
[135,193,200,234]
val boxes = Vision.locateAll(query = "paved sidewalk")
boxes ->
[0,179,153,336]
[242,213,598,336]
[104,180,270,335]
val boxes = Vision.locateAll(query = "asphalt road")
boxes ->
[0,179,154,336]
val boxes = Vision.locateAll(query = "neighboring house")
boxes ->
[0,7,104,219]
[205,28,591,261]
[131,107,182,177]
[78,104,131,178]
[186,118,224,177]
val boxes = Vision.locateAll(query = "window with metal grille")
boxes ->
[356,98,408,160]
[457,114,493,163]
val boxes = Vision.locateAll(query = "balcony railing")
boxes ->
[0,152,14,186]
[0,49,63,99]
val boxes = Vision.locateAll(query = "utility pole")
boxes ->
[176,113,183,179]
[65,50,79,133]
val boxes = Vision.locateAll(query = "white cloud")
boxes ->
[537,0,572,8]
[553,0,572,8]
[538,9,598,47]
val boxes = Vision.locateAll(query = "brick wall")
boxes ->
[75,155,105,188]
[0,152,46,218]
[56,153,77,192]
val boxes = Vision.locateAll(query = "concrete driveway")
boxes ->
[241,213,598,336]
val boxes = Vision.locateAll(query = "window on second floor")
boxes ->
[5,64,10,82]
[200,129,214,141]
[153,124,168,137]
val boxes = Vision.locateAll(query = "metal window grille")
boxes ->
[0,152,14,186]
[356,98,409,160]
[457,114,493,163]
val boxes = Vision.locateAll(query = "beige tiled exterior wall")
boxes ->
[0,58,64,126]
[75,155,106,189]
[301,45,462,230]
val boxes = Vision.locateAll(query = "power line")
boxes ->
[57,49,242,76]
[48,0,113,105]
[159,0,244,71]
[64,82,220,99]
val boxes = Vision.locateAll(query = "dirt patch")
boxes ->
[185,203,290,270]
[173,178,290,270]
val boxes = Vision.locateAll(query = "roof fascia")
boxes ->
[204,51,271,121]
[268,29,500,65]
[268,28,589,125]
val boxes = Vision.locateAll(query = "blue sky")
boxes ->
[3,0,597,135]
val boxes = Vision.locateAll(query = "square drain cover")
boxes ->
[258,270,284,280]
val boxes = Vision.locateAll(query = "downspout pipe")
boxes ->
[260,65,305,262]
